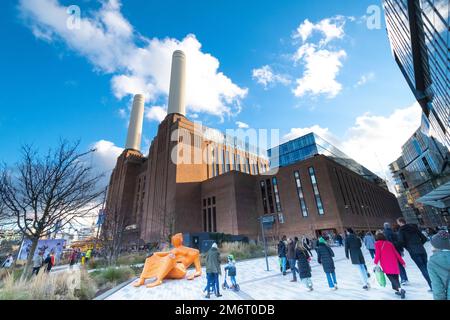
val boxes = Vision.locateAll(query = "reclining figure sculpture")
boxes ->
[133,233,202,288]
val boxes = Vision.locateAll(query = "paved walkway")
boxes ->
[104,243,434,300]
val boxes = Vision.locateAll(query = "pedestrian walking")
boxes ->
[427,230,450,300]
[302,236,313,257]
[85,248,92,265]
[363,232,376,259]
[295,241,313,291]
[223,255,238,290]
[286,238,298,282]
[336,234,344,247]
[374,231,406,299]
[317,237,338,290]
[205,243,222,298]
[345,228,369,290]
[384,222,409,284]
[32,251,44,276]
[278,235,287,275]
[69,249,77,269]
[397,217,432,290]
[44,252,55,273]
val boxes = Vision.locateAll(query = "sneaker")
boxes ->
[283,272,287,276]
[308,287,313,292]
[427,289,433,293]
[363,285,369,290]
[330,286,338,291]
[216,293,222,297]
[290,279,297,282]
[205,294,210,299]
[367,273,371,278]
[400,289,406,299]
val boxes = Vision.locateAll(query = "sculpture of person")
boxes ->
[134,233,202,288]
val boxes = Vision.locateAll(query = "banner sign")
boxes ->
[17,238,66,262]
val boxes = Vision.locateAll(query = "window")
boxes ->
[225,150,230,172]
[203,197,217,232]
[208,208,212,231]
[294,171,308,217]
[272,177,282,212]
[212,207,217,232]
[266,179,275,213]
[308,167,324,215]
[203,209,207,231]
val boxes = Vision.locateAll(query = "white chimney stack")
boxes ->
[125,94,145,151]
[167,50,186,116]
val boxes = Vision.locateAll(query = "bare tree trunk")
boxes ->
[22,237,38,278]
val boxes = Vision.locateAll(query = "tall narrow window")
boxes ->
[272,177,282,212]
[266,179,275,213]
[225,150,230,172]
[215,147,220,176]
[221,148,225,174]
[246,157,250,174]
[294,171,308,217]
[212,148,216,177]
[207,207,212,231]
[260,180,268,214]
[203,209,207,231]
[212,207,217,232]
[308,167,324,215]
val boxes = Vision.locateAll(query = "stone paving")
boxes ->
[105,244,434,300]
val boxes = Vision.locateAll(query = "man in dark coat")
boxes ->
[396,217,432,289]
[205,243,222,298]
[316,238,337,290]
[384,222,409,284]
[345,228,369,289]
[278,235,287,275]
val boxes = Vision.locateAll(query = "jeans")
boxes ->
[399,262,408,282]
[356,264,368,285]
[325,272,337,288]
[280,257,287,273]
[214,273,220,295]
[289,259,298,280]
[205,273,216,295]
[230,275,237,287]
[32,267,40,276]
[409,253,432,289]
[368,249,375,259]
[301,277,313,289]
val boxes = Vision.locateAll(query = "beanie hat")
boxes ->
[430,230,450,250]
[211,243,218,249]
[318,237,327,244]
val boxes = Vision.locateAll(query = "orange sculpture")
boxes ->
[133,233,202,288]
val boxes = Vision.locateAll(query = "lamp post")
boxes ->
[258,214,276,272]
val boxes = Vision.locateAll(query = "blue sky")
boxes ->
[0,0,422,182]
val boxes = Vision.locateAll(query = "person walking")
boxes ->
[336,234,344,247]
[397,217,432,290]
[278,235,287,275]
[302,236,313,257]
[345,228,369,290]
[224,255,238,290]
[69,249,77,269]
[295,241,313,291]
[384,222,409,285]
[316,237,337,290]
[205,243,222,298]
[85,248,92,265]
[427,230,450,300]
[32,251,44,276]
[374,231,406,299]
[286,238,298,282]
[363,232,376,259]
[44,252,55,273]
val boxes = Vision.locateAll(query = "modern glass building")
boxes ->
[268,132,387,189]
[383,0,449,153]
[389,116,449,226]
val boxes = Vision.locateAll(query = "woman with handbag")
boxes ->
[374,230,406,299]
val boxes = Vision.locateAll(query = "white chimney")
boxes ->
[125,94,145,151]
[167,50,186,116]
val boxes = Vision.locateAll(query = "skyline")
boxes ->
[0,0,423,188]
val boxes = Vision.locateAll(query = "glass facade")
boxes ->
[268,132,387,188]
[383,0,449,152]
[308,167,325,215]
[272,177,282,212]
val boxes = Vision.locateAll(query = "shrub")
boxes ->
[87,258,108,270]
[91,266,135,290]
[116,253,147,266]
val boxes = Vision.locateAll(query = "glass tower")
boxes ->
[383,0,449,153]
[268,132,387,188]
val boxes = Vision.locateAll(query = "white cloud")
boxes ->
[252,65,290,89]
[145,106,167,122]
[290,16,349,99]
[355,72,375,87]
[236,121,249,129]
[293,44,346,98]
[90,140,124,186]
[293,16,346,46]
[19,0,247,119]
[282,103,422,184]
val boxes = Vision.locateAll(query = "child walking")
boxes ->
[224,255,238,290]
[295,241,313,291]
[316,237,338,290]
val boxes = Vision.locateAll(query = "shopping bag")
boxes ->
[374,265,386,287]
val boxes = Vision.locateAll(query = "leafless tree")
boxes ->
[0,140,104,275]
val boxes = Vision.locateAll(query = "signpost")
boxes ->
[258,214,276,272]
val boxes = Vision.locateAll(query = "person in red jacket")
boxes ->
[374,230,406,299]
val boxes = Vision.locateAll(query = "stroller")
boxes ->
[222,255,240,292]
